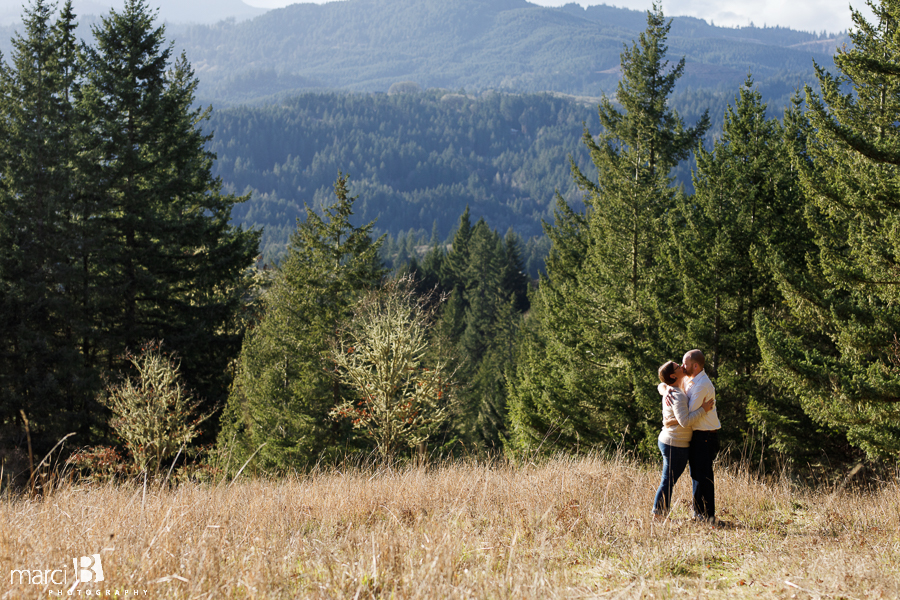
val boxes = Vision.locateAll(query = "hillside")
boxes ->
[208,90,604,265]
[0,0,849,267]
[164,0,845,106]
[0,0,264,26]
[0,0,846,107]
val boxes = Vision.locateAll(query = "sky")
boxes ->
[243,0,875,35]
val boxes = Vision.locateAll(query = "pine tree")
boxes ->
[416,243,445,294]
[442,206,472,294]
[501,228,530,313]
[407,208,531,453]
[508,198,609,452]
[431,208,474,354]
[756,1,900,458]
[471,296,521,451]
[0,0,92,448]
[78,0,258,413]
[667,76,833,459]
[509,4,708,453]
[218,174,384,471]
[457,222,506,448]
[459,221,504,365]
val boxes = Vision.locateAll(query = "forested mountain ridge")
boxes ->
[194,0,842,265]
[209,90,601,269]
[0,0,264,26]
[0,0,846,270]
[168,0,844,106]
[0,1,847,112]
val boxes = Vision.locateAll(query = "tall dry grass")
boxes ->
[1,454,898,599]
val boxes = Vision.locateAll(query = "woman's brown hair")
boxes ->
[658,361,677,386]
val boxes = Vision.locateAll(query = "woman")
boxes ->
[651,361,714,519]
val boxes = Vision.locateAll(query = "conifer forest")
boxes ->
[3,0,900,487]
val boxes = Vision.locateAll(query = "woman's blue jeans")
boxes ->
[652,441,690,516]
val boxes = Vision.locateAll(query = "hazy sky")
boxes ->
[243,0,874,35]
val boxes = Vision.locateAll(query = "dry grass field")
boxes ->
[1,454,898,599]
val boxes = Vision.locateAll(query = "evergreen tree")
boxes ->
[434,287,466,346]
[416,242,445,294]
[508,199,608,452]
[409,208,530,453]
[668,76,832,459]
[501,227,530,313]
[0,0,92,448]
[457,221,506,447]
[442,206,472,293]
[430,209,474,354]
[757,0,900,458]
[459,221,504,365]
[509,4,708,453]
[471,296,520,451]
[78,0,258,412]
[218,174,384,471]
[743,94,846,461]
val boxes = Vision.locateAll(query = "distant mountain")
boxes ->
[0,0,851,267]
[160,0,846,106]
[0,0,265,26]
[0,0,846,108]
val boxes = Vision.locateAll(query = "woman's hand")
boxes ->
[663,418,678,427]
[702,397,715,412]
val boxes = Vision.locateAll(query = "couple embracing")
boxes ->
[651,349,720,523]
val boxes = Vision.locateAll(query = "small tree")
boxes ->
[101,343,210,475]
[217,173,384,471]
[330,276,455,459]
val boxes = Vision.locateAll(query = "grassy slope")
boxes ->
[2,456,897,598]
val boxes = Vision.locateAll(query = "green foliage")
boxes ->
[100,343,210,475]
[218,174,385,472]
[406,209,530,453]
[0,0,257,460]
[207,91,601,267]
[205,83,829,272]
[757,0,900,459]
[508,293,601,454]
[0,0,92,447]
[508,199,608,453]
[79,0,259,416]
[3,0,894,474]
[329,276,454,459]
[458,221,516,446]
[667,76,844,461]
[509,4,709,454]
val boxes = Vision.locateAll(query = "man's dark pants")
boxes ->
[689,430,719,520]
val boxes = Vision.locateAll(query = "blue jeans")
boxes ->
[652,441,689,516]
[689,430,720,520]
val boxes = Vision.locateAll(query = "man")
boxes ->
[665,349,720,522]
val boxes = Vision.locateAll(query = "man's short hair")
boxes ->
[685,349,705,370]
